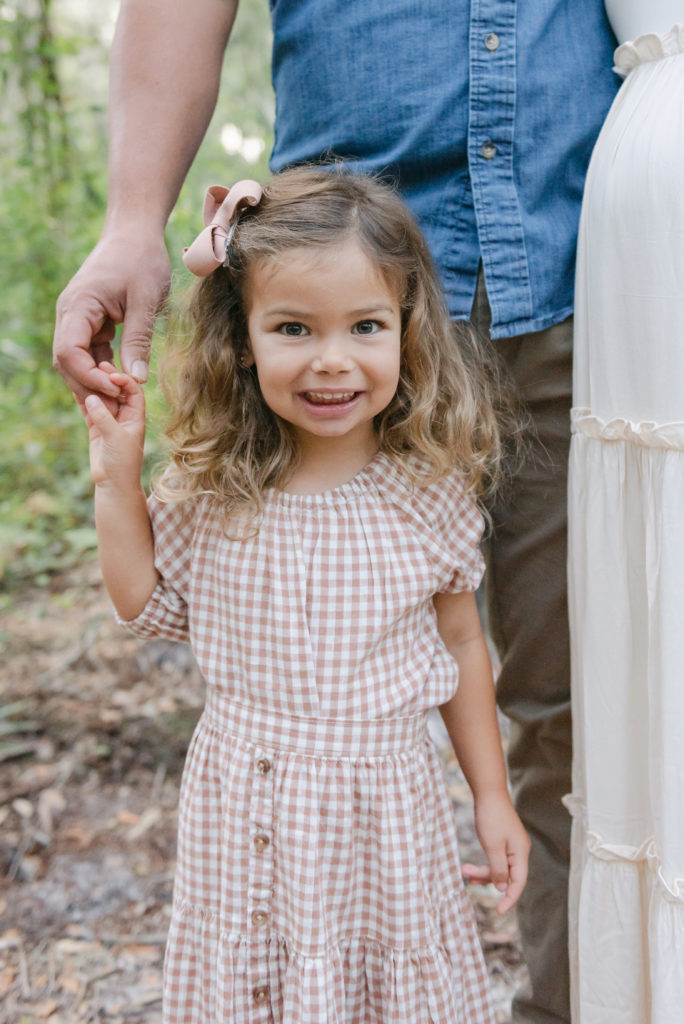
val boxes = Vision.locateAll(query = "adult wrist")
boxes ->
[101,214,168,243]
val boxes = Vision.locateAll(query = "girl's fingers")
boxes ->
[487,847,511,893]
[496,875,525,915]
[462,855,527,914]
[83,373,145,428]
[106,371,146,421]
[84,393,114,425]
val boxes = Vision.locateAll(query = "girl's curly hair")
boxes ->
[156,166,514,519]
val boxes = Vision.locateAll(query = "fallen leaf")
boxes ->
[34,999,59,1019]
[128,807,162,840]
[482,930,516,946]
[11,797,34,819]
[62,825,92,847]
[59,974,81,994]
[38,788,67,834]
[116,810,140,826]
[0,928,22,949]
[55,938,103,954]
[0,966,17,995]
[119,944,160,963]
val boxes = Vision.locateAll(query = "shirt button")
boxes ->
[253,985,269,1004]
[481,141,497,160]
[485,32,500,51]
[256,757,271,775]
[252,910,269,926]
[254,833,270,851]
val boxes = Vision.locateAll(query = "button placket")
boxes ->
[248,749,275,1009]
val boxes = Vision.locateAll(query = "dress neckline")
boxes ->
[267,450,392,508]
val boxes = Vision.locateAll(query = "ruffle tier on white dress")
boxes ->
[568,26,684,1024]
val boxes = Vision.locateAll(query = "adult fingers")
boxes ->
[56,345,121,403]
[118,313,153,383]
[461,862,492,884]
[53,301,121,402]
[119,266,170,383]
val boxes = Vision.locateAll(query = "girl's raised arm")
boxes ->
[434,590,530,914]
[83,369,159,621]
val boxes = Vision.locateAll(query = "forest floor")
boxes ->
[0,563,527,1023]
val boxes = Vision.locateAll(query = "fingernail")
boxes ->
[496,883,507,892]
[132,360,149,383]
[85,395,99,411]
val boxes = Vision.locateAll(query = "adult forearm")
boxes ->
[106,0,239,233]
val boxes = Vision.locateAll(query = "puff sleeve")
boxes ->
[115,493,198,642]
[410,468,485,594]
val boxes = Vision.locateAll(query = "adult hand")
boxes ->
[53,230,170,407]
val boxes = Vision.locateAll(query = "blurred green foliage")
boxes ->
[0,0,273,592]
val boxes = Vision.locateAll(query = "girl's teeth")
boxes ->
[306,391,355,403]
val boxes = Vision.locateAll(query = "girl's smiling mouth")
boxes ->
[300,390,361,406]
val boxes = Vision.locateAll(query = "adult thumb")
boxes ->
[119,311,156,383]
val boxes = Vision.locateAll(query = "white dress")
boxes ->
[568,24,684,1023]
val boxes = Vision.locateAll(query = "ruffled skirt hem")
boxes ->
[162,886,494,1023]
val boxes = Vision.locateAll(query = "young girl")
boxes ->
[83,167,529,1023]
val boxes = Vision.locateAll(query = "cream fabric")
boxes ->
[568,26,684,1023]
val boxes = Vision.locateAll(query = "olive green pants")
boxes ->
[471,278,572,1024]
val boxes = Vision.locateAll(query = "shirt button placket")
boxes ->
[249,751,275,1017]
[480,31,501,162]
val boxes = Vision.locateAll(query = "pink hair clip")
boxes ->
[182,180,263,277]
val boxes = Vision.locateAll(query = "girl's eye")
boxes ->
[353,320,381,336]
[277,322,309,337]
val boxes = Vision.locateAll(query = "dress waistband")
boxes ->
[203,690,428,759]
[614,24,684,75]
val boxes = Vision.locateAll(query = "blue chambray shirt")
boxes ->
[268,1,618,340]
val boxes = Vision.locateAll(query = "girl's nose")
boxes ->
[311,336,353,373]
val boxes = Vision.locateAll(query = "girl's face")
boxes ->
[245,239,401,457]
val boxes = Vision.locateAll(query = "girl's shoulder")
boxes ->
[375,453,484,540]
[379,452,478,511]
[378,454,485,590]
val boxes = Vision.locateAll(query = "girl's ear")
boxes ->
[240,350,255,367]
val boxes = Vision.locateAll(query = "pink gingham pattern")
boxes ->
[120,453,494,1022]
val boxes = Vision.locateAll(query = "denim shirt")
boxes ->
[268,1,618,339]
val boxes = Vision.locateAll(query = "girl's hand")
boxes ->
[464,791,530,915]
[82,366,146,490]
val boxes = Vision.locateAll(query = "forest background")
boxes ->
[1,0,274,594]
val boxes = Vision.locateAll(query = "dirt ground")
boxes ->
[0,562,527,1023]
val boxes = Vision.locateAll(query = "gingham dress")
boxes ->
[120,453,494,1023]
